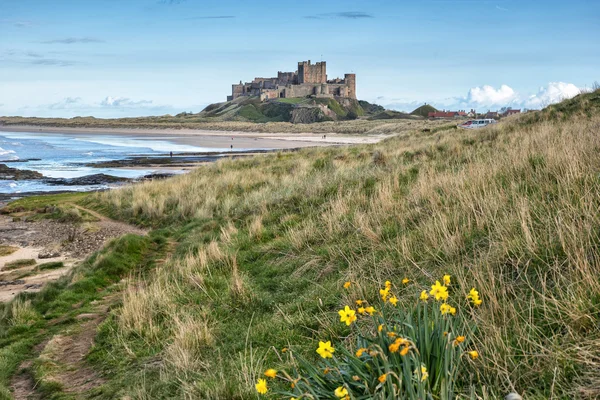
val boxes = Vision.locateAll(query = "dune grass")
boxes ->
[1,90,599,399]
[74,90,600,398]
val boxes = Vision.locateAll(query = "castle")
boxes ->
[227,60,356,102]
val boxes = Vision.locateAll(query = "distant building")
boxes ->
[227,60,356,101]
[485,111,500,119]
[428,110,468,118]
[502,109,521,117]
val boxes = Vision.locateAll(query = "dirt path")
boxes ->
[0,204,147,302]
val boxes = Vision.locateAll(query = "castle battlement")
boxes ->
[227,60,356,102]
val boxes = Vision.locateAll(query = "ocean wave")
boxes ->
[0,147,16,156]
[0,147,18,161]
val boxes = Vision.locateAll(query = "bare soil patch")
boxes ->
[0,205,147,302]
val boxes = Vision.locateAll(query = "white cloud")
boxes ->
[465,84,518,106]
[380,82,582,113]
[524,82,580,108]
[100,96,153,108]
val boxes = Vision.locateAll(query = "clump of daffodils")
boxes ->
[255,275,482,399]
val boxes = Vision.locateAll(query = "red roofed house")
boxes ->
[502,109,521,117]
[428,110,468,118]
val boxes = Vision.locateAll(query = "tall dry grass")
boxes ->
[95,93,600,398]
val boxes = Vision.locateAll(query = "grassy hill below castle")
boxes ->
[1,89,600,399]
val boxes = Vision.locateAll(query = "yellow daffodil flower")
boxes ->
[430,281,449,301]
[316,341,335,358]
[365,306,376,315]
[385,280,392,289]
[420,290,429,301]
[343,281,351,289]
[358,307,366,315]
[338,305,357,326]
[468,350,479,359]
[380,287,390,302]
[453,336,465,346]
[334,386,348,398]
[420,365,429,381]
[378,373,387,383]
[355,347,367,357]
[400,345,410,356]
[255,378,268,394]
[440,303,452,315]
[264,369,277,379]
[402,277,410,284]
[356,299,364,306]
[443,274,451,286]
[389,295,398,306]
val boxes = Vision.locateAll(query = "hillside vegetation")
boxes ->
[1,90,600,399]
[411,104,438,118]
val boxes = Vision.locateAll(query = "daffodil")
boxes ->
[430,281,449,301]
[450,306,457,315]
[356,299,364,306]
[380,287,390,302]
[443,274,451,286]
[389,341,401,353]
[467,287,483,306]
[264,369,277,379]
[343,281,351,289]
[468,350,479,360]
[334,386,348,398]
[420,365,429,382]
[440,303,452,315]
[378,373,387,383]
[389,295,398,306]
[358,307,366,315]
[316,341,334,358]
[338,306,357,326]
[255,378,268,394]
[365,306,376,315]
[453,335,465,346]
[387,331,397,338]
[400,345,410,356]
[420,290,429,301]
[355,347,367,357]
[402,277,410,284]
[385,280,392,289]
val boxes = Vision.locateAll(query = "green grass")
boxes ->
[2,90,600,399]
[36,262,65,271]
[4,259,36,270]
[274,97,307,104]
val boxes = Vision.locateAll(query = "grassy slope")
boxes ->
[1,90,600,399]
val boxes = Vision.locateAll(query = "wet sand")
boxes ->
[0,125,389,149]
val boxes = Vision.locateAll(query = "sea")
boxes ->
[0,131,231,196]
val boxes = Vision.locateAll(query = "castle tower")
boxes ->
[344,73,356,99]
[298,60,327,84]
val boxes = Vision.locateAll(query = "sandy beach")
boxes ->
[0,125,390,150]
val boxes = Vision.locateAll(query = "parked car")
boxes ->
[458,119,497,129]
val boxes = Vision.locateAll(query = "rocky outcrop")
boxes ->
[0,164,44,180]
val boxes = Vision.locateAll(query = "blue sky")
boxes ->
[0,0,598,117]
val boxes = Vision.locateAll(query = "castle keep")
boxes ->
[227,60,356,101]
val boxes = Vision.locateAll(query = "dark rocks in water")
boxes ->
[140,173,175,181]
[43,173,130,186]
[0,164,44,180]
[3,158,42,163]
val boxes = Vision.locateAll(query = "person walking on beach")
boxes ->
[170,151,173,158]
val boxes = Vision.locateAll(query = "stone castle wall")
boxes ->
[229,60,356,101]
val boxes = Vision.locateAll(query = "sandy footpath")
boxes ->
[0,125,390,149]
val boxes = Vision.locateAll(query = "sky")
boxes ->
[0,0,598,118]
